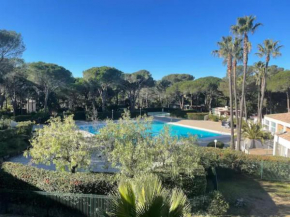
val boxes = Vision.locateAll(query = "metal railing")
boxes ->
[0,190,112,217]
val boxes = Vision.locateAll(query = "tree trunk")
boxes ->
[237,33,249,151]
[208,95,213,112]
[287,90,290,112]
[233,59,239,130]
[227,54,234,149]
[92,101,97,120]
[179,96,184,109]
[130,95,135,111]
[44,88,49,112]
[258,58,269,123]
[244,95,247,120]
[71,164,78,173]
[100,88,107,112]
[257,87,260,117]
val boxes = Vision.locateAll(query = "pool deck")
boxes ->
[153,117,230,135]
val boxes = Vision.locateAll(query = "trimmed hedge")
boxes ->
[170,110,208,120]
[170,110,187,118]
[187,113,207,120]
[157,168,207,197]
[97,111,147,120]
[14,112,50,124]
[0,138,30,158]
[0,128,15,141]
[0,121,33,141]
[208,114,219,122]
[0,162,116,195]
[0,162,207,197]
[16,121,34,137]
[207,141,225,149]
[201,148,290,181]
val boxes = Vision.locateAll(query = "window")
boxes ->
[271,122,276,133]
[263,119,270,131]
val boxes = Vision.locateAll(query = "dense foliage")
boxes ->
[25,115,96,173]
[96,112,201,177]
[0,120,33,157]
[201,148,290,181]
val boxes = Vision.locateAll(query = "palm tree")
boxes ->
[256,39,283,121]
[253,61,265,118]
[232,38,243,131]
[212,36,235,149]
[231,15,262,151]
[102,174,191,217]
[242,122,265,151]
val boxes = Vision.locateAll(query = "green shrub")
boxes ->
[187,113,207,120]
[0,118,11,130]
[16,121,34,136]
[206,191,229,215]
[32,112,50,123]
[207,141,225,149]
[0,128,16,141]
[0,138,29,157]
[200,148,290,181]
[0,162,116,195]
[208,114,219,122]
[170,110,187,118]
[130,111,147,118]
[190,191,229,215]
[13,115,33,122]
[14,112,50,124]
[158,171,207,197]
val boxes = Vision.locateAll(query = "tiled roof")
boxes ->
[265,113,290,124]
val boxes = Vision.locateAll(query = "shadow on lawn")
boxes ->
[214,168,280,217]
[0,170,86,217]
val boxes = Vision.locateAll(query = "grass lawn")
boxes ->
[217,171,290,216]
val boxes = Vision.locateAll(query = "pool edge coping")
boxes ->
[167,122,231,136]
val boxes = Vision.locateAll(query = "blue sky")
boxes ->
[1,0,289,80]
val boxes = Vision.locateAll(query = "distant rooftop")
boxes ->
[265,112,290,123]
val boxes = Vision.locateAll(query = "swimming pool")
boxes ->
[78,121,221,139]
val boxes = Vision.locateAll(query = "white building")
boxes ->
[212,106,241,118]
[26,99,36,113]
[263,113,290,158]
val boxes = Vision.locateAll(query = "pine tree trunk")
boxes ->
[44,87,49,112]
[100,89,107,112]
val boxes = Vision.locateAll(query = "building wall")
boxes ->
[264,117,290,158]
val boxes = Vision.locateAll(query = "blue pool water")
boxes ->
[78,121,221,139]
